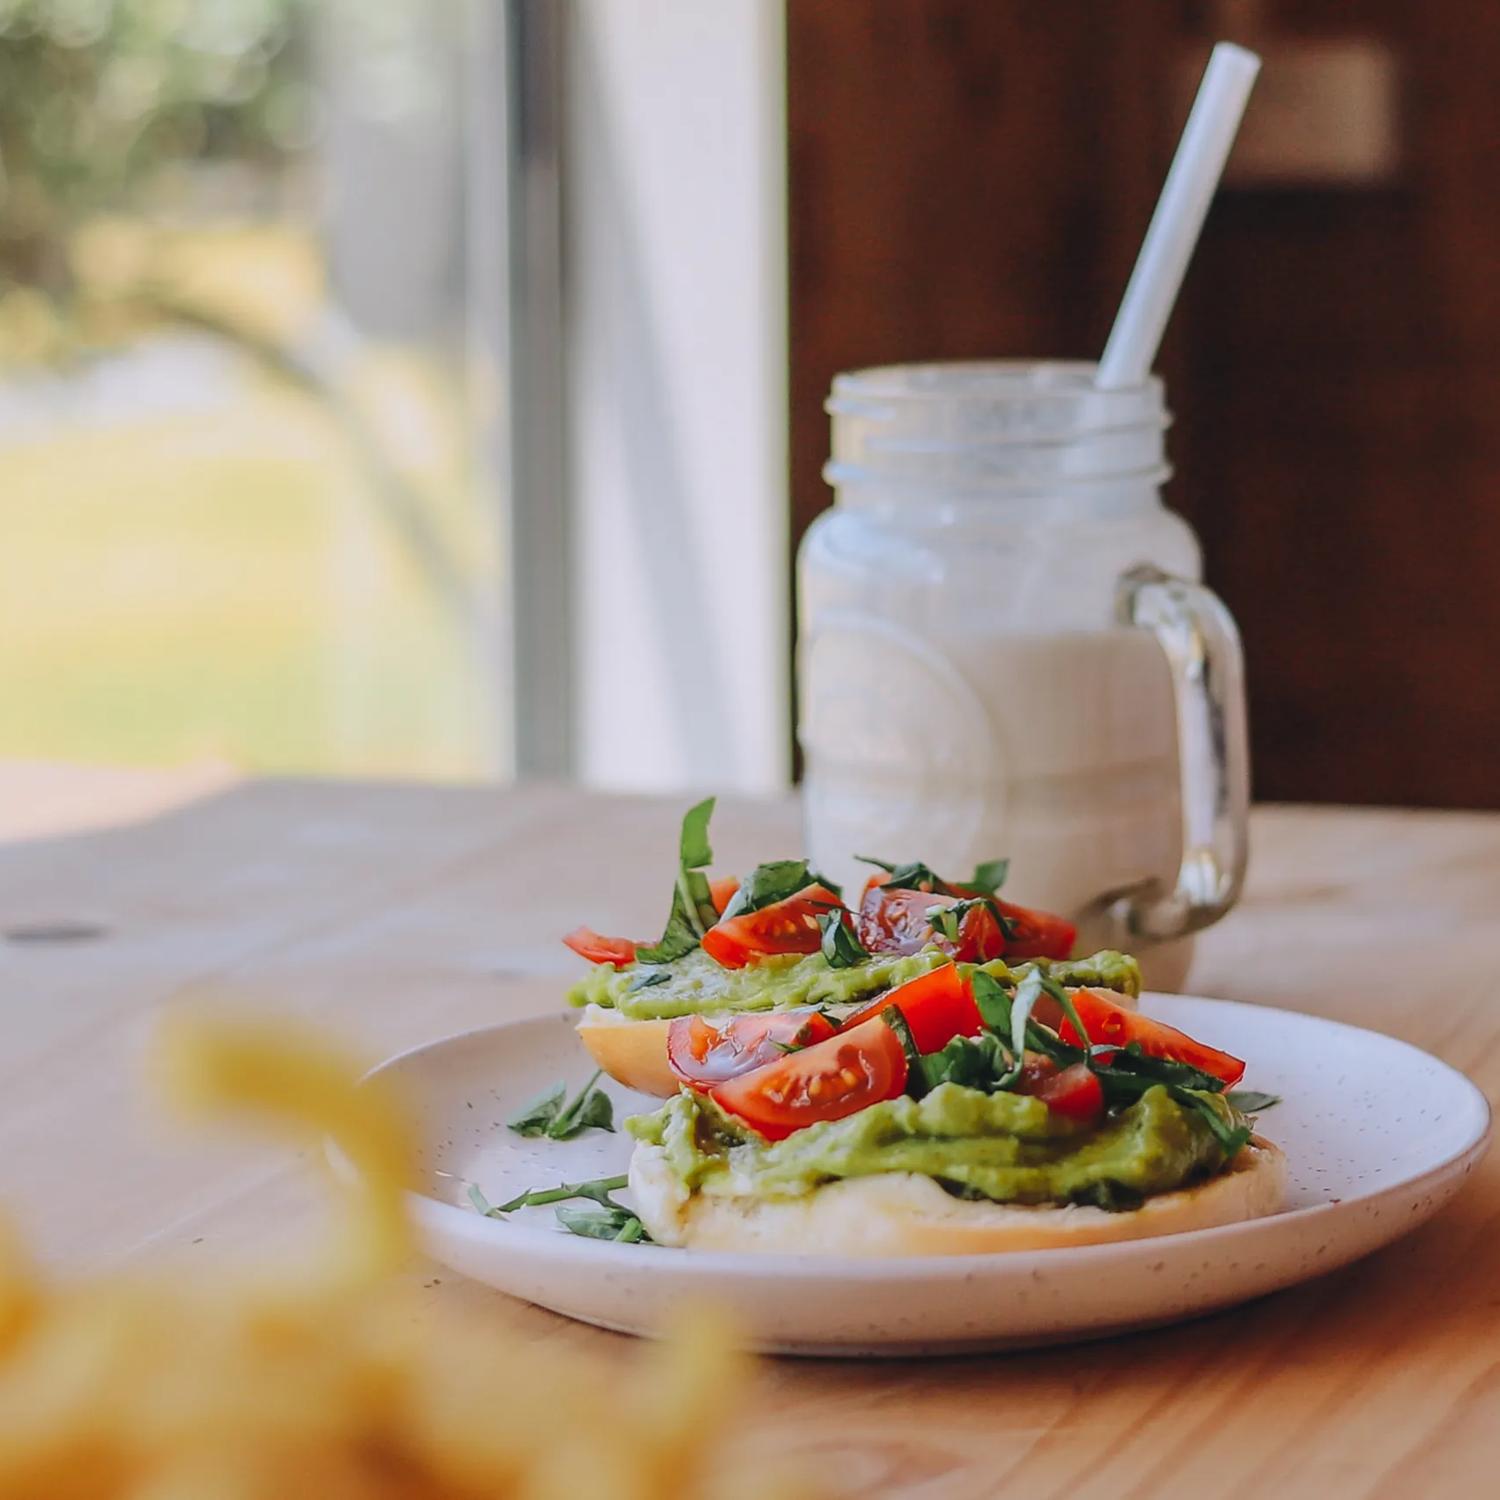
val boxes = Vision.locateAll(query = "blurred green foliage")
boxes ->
[0,0,308,290]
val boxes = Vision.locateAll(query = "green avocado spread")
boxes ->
[569,945,1142,1022]
[627,1081,1238,1208]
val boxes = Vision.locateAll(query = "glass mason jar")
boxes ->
[797,361,1249,993]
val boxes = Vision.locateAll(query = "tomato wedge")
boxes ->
[1058,989,1246,1086]
[700,883,845,969]
[709,876,740,915]
[855,880,940,954]
[990,897,1076,960]
[666,1010,836,1091]
[710,1016,907,1140]
[856,878,1075,963]
[854,884,1005,961]
[841,963,983,1053]
[1022,1060,1104,1122]
[562,926,638,967]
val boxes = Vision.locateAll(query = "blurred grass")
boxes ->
[0,225,500,779]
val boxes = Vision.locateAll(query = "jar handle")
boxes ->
[1115,564,1250,941]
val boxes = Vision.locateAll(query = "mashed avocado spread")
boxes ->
[627,1081,1239,1208]
[570,946,1142,1022]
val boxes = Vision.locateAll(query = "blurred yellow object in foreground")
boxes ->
[0,1015,796,1500]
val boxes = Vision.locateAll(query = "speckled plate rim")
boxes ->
[360,999,1492,1354]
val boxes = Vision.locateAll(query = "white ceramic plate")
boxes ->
[367,996,1490,1356]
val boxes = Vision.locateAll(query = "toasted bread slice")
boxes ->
[576,1007,677,1095]
[629,1135,1285,1255]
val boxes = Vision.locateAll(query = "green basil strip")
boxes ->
[506,1081,565,1137]
[677,796,715,871]
[1039,976,1095,1068]
[1172,1086,1252,1159]
[996,967,1043,1090]
[469,1173,630,1217]
[637,799,720,961]
[635,883,704,964]
[970,968,1013,1033]
[544,1069,615,1139]
[1110,1042,1227,1094]
[555,1203,653,1243]
[817,910,869,968]
[881,1006,928,1099]
[854,857,952,894]
[1226,1089,1281,1113]
[721,859,814,919]
[627,969,672,992]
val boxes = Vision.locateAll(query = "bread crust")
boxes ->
[629,1136,1286,1255]
[576,1010,677,1095]
[577,987,1143,1098]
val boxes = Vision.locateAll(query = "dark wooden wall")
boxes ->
[787,0,1500,808]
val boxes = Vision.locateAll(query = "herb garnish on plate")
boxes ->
[507,1069,615,1140]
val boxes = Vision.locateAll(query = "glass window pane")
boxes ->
[0,0,504,778]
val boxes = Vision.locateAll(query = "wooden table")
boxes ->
[3,778,1498,1498]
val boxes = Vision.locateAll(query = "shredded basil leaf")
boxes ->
[469,1174,631,1217]
[637,799,719,962]
[1106,1042,1227,1093]
[853,856,953,894]
[545,1069,615,1139]
[969,858,1011,894]
[508,1072,614,1140]
[920,1030,1010,1092]
[555,1202,653,1243]
[1039,976,1095,1064]
[720,858,813,920]
[970,969,1082,1068]
[927,895,1015,945]
[635,883,703,965]
[474,1173,650,1241]
[505,1081,566,1137]
[969,968,1013,1033]
[879,1006,928,1098]
[817,910,869,968]
[1226,1089,1281,1113]
[1171,1086,1252,1159]
[996,967,1044,1090]
[927,901,961,944]
[678,796,715,871]
[626,968,672,992]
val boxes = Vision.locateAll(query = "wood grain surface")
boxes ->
[2,778,1498,1497]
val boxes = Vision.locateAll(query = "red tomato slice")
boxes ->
[710,1016,908,1140]
[562,926,638,968]
[854,885,1003,961]
[701,883,845,969]
[666,1010,837,1091]
[841,963,983,1053]
[855,879,937,954]
[709,876,740,915]
[856,879,1074,963]
[1023,1061,1104,1122]
[1058,989,1246,1086]
[990,897,1076,960]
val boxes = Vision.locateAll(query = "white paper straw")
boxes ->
[1097,42,1261,390]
